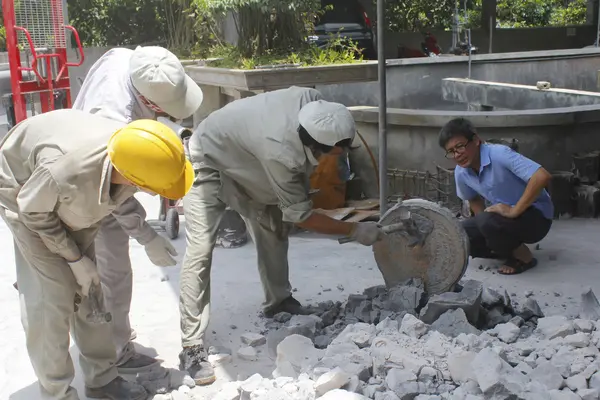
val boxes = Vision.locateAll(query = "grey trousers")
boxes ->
[95,214,135,364]
[1,208,118,400]
[179,162,292,347]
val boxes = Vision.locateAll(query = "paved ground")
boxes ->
[0,194,599,399]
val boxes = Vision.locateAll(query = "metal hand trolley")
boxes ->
[2,0,84,125]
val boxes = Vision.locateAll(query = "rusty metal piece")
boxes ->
[373,199,469,295]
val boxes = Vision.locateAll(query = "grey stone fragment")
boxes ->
[388,382,428,399]
[579,389,600,400]
[564,332,590,348]
[471,348,530,398]
[491,322,520,344]
[590,371,600,390]
[364,285,387,299]
[237,346,257,361]
[275,334,323,378]
[484,306,512,329]
[386,283,425,313]
[535,316,575,339]
[315,335,333,349]
[385,368,417,391]
[580,288,600,321]
[481,287,504,308]
[266,322,316,357]
[447,351,477,384]
[548,389,584,400]
[565,374,587,391]
[574,319,595,333]
[208,345,232,355]
[320,389,369,399]
[430,309,480,338]
[315,367,351,397]
[519,298,545,320]
[400,313,429,339]
[530,360,565,390]
[273,312,292,323]
[420,280,482,325]
[241,332,266,347]
[374,392,401,400]
[510,316,525,327]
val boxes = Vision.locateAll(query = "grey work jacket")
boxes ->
[0,109,144,261]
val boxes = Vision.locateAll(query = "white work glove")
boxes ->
[67,256,101,297]
[144,235,178,267]
[350,222,384,246]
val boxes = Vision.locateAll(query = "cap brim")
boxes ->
[160,75,204,120]
[161,159,195,200]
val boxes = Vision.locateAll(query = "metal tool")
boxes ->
[338,221,410,244]
[86,283,112,324]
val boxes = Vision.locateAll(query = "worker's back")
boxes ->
[190,86,322,204]
[0,109,125,212]
[73,48,154,123]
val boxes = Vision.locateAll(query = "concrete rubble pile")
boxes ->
[149,283,600,400]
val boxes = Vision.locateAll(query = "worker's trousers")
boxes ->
[1,208,118,400]
[179,160,292,348]
[95,214,134,364]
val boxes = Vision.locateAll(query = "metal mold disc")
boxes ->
[373,198,469,295]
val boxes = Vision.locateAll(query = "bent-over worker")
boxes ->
[72,45,204,372]
[439,117,553,275]
[179,86,384,384]
[0,109,193,400]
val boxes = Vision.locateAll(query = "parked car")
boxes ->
[308,0,377,60]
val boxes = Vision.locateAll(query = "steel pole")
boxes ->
[597,0,600,47]
[377,0,388,215]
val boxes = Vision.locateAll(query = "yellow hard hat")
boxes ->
[107,119,194,200]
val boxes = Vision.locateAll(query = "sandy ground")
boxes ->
[1,194,599,399]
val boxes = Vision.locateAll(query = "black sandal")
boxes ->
[498,257,538,275]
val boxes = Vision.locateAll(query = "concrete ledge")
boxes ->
[186,62,378,91]
[348,104,600,128]
[386,47,600,67]
[442,78,600,110]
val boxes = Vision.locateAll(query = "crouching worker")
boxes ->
[439,118,553,275]
[179,86,385,384]
[0,109,193,400]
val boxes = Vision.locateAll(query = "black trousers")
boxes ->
[461,207,552,259]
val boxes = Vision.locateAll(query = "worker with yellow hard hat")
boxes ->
[72,45,203,374]
[0,109,192,400]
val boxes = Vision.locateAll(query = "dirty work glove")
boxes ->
[67,256,101,297]
[350,222,384,246]
[144,235,178,267]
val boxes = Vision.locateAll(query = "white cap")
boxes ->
[298,100,355,146]
[129,46,203,120]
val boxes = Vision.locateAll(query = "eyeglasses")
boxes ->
[444,138,472,159]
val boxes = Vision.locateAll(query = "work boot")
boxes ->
[179,345,216,385]
[117,353,160,374]
[86,376,147,400]
[263,296,314,318]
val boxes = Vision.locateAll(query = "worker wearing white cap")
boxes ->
[0,110,194,399]
[178,86,383,384]
[72,45,204,373]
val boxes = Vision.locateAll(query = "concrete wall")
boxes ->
[348,105,600,198]
[317,48,600,110]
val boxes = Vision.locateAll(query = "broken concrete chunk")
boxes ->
[579,389,600,400]
[319,389,369,399]
[273,312,292,323]
[237,346,258,361]
[430,308,480,338]
[400,313,429,339]
[385,368,417,391]
[590,371,600,390]
[565,374,587,391]
[386,283,425,313]
[580,288,600,321]
[563,332,591,348]
[491,322,520,344]
[168,369,195,389]
[208,345,232,355]
[574,319,595,333]
[472,348,530,397]
[420,280,482,325]
[376,317,399,334]
[276,334,323,378]
[333,323,376,349]
[374,392,401,400]
[530,360,565,390]
[535,316,575,339]
[447,351,477,384]
[315,367,352,397]
[241,332,267,347]
[481,287,504,308]
[364,285,387,299]
[519,298,545,320]
[213,382,241,400]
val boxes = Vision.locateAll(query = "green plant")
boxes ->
[0,26,6,52]
[549,0,587,26]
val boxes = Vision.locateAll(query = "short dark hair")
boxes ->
[298,125,353,154]
[438,118,477,148]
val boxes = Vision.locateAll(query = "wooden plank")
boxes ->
[314,207,355,220]
[346,199,380,210]
[345,210,379,223]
